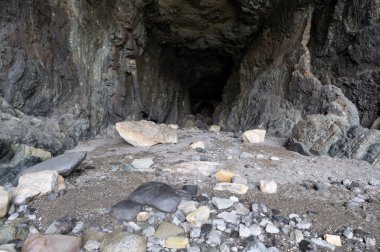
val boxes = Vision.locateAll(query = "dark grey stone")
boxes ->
[110,200,142,221]
[45,216,75,235]
[182,185,198,198]
[23,151,87,177]
[129,182,181,213]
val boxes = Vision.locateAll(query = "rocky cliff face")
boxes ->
[0,0,379,168]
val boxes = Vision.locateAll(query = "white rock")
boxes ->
[131,158,154,170]
[217,212,240,224]
[239,224,251,238]
[311,238,336,251]
[213,183,248,195]
[270,156,280,161]
[249,224,262,236]
[0,187,11,218]
[212,197,234,210]
[265,223,279,234]
[189,141,205,150]
[116,120,177,147]
[259,180,277,194]
[242,129,266,144]
[209,125,221,133]
[13,171,59,205]
[324,234,342,247]
[84,240,100,251]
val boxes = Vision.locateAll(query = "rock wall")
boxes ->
[0,0,379,165]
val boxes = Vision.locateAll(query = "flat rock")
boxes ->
[212,197,234,210]
[22,151,86,177]
[101,232,146,252]
[214,183,248,195]
[324,234,342,247]
[131,158,154,170]
[215,170,236,182]
[22,234,82,252]
[165,237,189,249]
[110,200,142,221]
[242,129,266,144]
[207,230,222,245]
[249,224,262,236]
[217,212,240,224]
[129,182,180,213]
[154,222,184,238]
[186,206,210,223]
[0,187,10,218]
[116,120,177,147]
[13,171,59,205]
[259,180,277,194]
[168,161,220,176]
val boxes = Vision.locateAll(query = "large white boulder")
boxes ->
[242,129,266,144]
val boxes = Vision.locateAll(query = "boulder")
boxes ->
[22,234,82,252]
[22,151,87,177]
[13,171,59,205]
[116,120,177,147]
[129,182,180,213]
[242,129,266,144]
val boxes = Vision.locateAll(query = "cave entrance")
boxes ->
[178,49,234,120]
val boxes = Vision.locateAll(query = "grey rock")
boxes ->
[311,238,336,251]
[0,225,16,244]
[240,152,254,159]
[207,230,222,245]
[290,230,304,243]
[110,200,142,221]
[235,203,250,215]
[131,158,154,170]
[249,224,262,236]
[129,182,181,213]
[239,224,252,238]
[23,151,87,177]
[296,221,311,230]
[212,197,234,210]
[45,216,75,235]
[217,212,240,224]
[265,223,279,234]
[243,237,268,252]
[142,226,155,237]
[0,244,16,252]
[190,227,201,238]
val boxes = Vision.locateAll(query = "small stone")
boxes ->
[249,224,262,236]
[364,237,376,247]
[214,183,248,195]
[165,237,189,249]
[136,212,151,222]
[0,225,16,244]
[343,228,353,239]
[84,240,100,251]
[212,197,234,210]
[235,203,250,215]
[265,223,279,234]
[188,246,201,252]
[101,232,146,252]
[242,129,266,144]
[72,222,84,234]
[154,222,184,238]
[207,230,222,245]
[190,227,201,238]
[240,152,254,159]
[186,206,210,223]
[215,170,236,183]
[239,224,251,238]
[270,156,280,161]
[256,154,266,159]
[290,230,304,243]
[142,226,155,237]
[220,243,230,252]
[217,212,240,224]
[182,185,198,197]
[324,234,342,247]
[0,187,11,218]
[201,224,213,235]
[260,180,277,194]
[110,200,142,221]
[232,176,248,185]
[45,216,75,235]
[296,221,311,230]
[131,158,154,170]
[243,238,268,251]
[209,125,221,133]
[8,213,18,221]
[311,238,336,251]
[189,141,205,150]
[177,201,198,214]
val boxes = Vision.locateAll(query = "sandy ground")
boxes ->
[31,127,380,250]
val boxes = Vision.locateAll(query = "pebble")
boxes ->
[324,234,342,247]
[249,224,262,236]
[265,223,280,234]
[45,216,75,235]
[212,197,234,210]
[72,222,84,234]
[290,230,304,243]
[165,237,189,249]
[270,156,280,161]
[296,221,311,230]
[190,227,201,238]
[142,226,155,237]
[214,183,248,195]
[188,246,201,252]
[240,152,254,159]
[239,224,251,237]
[177,201,198,214]
[84,240,100,251]
[343,228,353,239]
[232,176,248,185]
[311,238,336,251]
[131,158,154,170]
[136,211,151,222]
[260,180,277,194]
[207,230,222,245]
[186,206,210,223]
[154,222,183,238]
[215,170,236,183]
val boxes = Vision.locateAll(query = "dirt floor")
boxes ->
[30,127,380,250]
